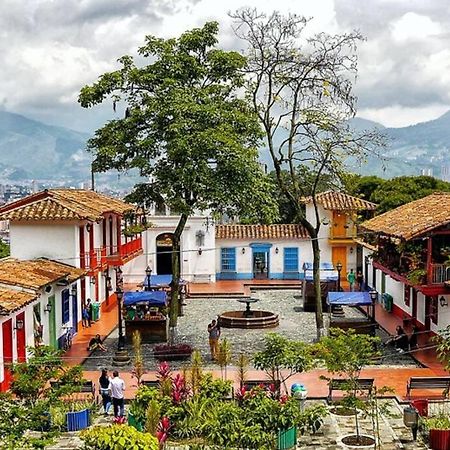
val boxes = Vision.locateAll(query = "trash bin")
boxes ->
[382,293,393,313]
[411,399,428,417]
[91,302,100,321]
[291,383,308,412]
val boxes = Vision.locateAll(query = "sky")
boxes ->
[2,0,450,132]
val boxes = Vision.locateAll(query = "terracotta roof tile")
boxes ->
[216,224,308,240]
[0,259,85,290]
[361,192,450,240]
[302,191,377,211]
[0,288,37,314]
[0,189,133,222]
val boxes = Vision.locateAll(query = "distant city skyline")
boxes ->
[2,0,450,132]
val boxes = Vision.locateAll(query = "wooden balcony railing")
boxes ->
[80,236,143,271]
[430,263,450,284]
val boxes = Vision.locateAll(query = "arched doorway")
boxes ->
[156,233,175,275]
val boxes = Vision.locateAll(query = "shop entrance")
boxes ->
[156,233,175,275]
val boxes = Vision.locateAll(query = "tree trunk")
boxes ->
[311,231,324,340]
[169,213,188,336]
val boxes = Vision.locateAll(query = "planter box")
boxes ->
[153,345,192,361]
[429,429,450,450]
[128,412,143,432]
[66,409,90,432]
[277,427,297,450]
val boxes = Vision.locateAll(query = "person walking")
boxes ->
[82,303,90,328]
[86,298,93,327]
[347,269,356,292]
[99,369,111,416]
[109,370,126,418]
[207,319,220,361]
[356,270,364,291]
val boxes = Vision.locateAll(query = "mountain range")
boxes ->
[1,110,449,184]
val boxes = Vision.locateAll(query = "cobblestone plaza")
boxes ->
[83,290,418,371]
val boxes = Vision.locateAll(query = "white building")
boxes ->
[0,258,84,391]
[142,192,376,282]
[360,192,450,336]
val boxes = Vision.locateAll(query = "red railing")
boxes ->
[121,236,142,257]
[80,237,143,270]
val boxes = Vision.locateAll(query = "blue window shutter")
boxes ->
[284,248,299,272]
[62,289,70,324]
[221,248,236,271]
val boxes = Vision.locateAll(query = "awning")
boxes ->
[123,291,167,307]
[143,274,187,287]
[327,291,373,306]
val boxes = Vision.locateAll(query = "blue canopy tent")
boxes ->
[123,290,169,343]
[143,274,173,289]
[123,291,167,307]
[303,262,338,281]
[327,291,377,335]
[327,292,373,306]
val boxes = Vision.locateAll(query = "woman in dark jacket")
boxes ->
[99,369,111,415]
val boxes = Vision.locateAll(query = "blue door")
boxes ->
[250,243,272,279]
[72,288,78,334]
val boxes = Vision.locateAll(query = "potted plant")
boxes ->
[316,328,381,448]
[153,343,192,361]
[424,414,450,450]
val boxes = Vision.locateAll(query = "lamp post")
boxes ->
[336,262,343,292]
[145,266,152,291]
[369,289,378,326]
[112,266,130,365]
[115,267,124,350]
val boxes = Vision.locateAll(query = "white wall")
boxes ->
[144,216,216,282]
[10,222,78,263]
[435,296,450,333]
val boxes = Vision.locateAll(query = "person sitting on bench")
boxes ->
[88,334,107,352]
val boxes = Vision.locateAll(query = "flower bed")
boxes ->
[153,344,193,361]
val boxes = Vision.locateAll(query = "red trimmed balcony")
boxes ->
[80,236,143,271]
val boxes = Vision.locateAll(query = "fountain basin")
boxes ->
[218,310,279,329]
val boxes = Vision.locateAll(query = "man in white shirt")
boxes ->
[108,370,125,418]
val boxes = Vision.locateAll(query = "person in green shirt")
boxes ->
[347,269,356,291]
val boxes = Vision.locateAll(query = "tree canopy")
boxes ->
[79,22,277,328]
[345,174,450,214]
[232,9,384,336]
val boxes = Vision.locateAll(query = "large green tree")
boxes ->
[345,174,450,214]
[232,9,383,338]
[79,22,276,332]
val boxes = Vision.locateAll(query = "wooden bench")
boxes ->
[193,274,212,283]
[50,380,96,402]
[406,377,450,399]
[241,379,281,391]
[327,378,374,404]
[141,380,159,389]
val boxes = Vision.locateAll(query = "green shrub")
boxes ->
[198,374,232,399]
[81,425,158,450]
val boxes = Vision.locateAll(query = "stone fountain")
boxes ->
[218,296,279,329]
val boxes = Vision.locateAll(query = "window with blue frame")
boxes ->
[284,247,299,272]
[61,288,70,324]
[221,248,236,271]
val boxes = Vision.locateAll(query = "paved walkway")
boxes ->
[63,283,448,404]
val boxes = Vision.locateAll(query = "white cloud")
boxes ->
[358,103,450,128]
[391,12,442,42]
[1,0,450,131]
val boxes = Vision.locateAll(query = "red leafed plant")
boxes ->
[172,373,189,404]
[156,416,171,447]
